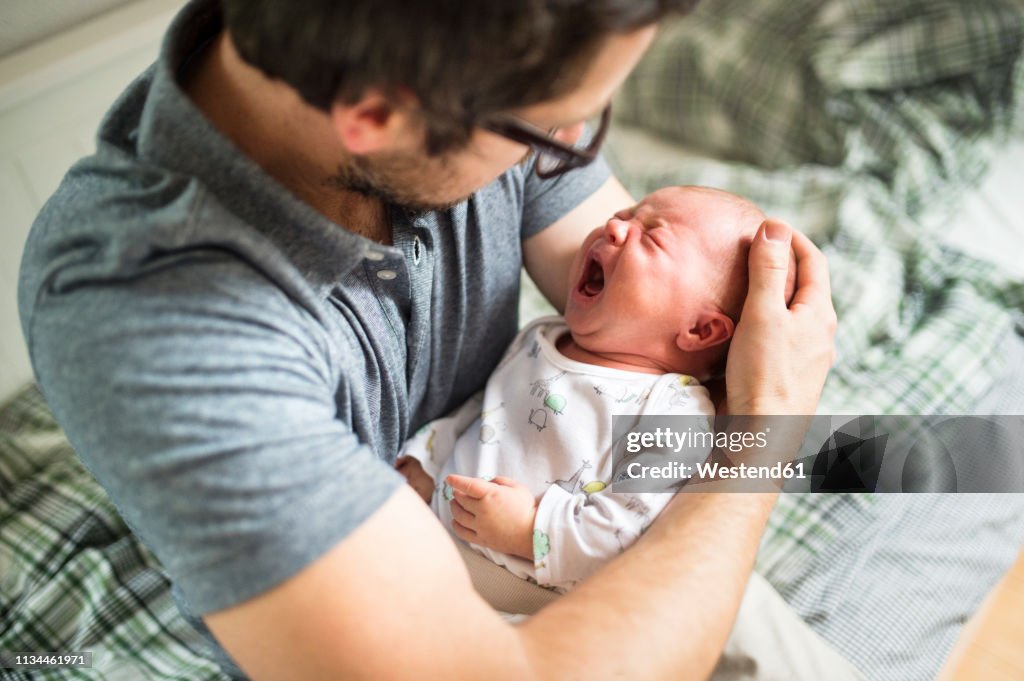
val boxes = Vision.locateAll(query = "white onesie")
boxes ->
[403,316,715,592]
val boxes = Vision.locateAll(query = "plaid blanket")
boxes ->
[0,385,227,680]
[609,0,1024,548]
[605,0,1024,678]
[4,0,1024,679]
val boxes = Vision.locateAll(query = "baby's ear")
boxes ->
[677,310,734,352]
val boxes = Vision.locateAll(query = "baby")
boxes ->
[396,185,795,592]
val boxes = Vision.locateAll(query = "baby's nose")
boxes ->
[603,218,631,245]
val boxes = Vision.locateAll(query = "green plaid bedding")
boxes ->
[0,385,227,680]
[603,0,1024,677]
[606,0,1024,578]
[3,0,1024,679]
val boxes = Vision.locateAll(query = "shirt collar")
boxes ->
[134,0,400,294]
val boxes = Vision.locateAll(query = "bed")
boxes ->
[3,0,1024,679]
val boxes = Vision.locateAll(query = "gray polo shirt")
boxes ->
[17,0,610,674]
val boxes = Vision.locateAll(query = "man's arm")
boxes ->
[522,175,633,312]
[206,219,835,680]
[204,485,775,681]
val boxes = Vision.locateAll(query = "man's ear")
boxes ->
[676,310,734,352]
[328,89,417,155]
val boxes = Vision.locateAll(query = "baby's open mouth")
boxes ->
[578,255,605,297]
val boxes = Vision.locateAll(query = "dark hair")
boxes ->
[222,0,699,155]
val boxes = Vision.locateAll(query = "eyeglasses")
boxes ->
[481,104,612,179]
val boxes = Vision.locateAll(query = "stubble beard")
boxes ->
[325,153,464,216]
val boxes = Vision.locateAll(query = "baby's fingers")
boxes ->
[451,488,480,513]
[451,518,477,543]
[489,475,526,490]
[449,499,476,528]
[446,473,494,499]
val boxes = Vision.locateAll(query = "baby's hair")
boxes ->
[655,186,797,380]
[663,187,774,319]
[674,187,797,320]
[720,237,797,322]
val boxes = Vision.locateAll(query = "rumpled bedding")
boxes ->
[3,0,1024,679]
[0,385,226,680]
[604,0,1024,678]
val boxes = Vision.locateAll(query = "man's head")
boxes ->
[564,186,796,377]
[219,0,699,211]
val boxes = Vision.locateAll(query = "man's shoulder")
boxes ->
[19,148,316,326]
[26,144,264,258]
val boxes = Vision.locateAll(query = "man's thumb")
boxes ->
[747,219,793,307]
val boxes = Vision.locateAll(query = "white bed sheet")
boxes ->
[0,1,180,402]
[939,138,1024,279]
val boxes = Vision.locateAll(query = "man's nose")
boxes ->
[603,218,631,245]
[552,122,586,147]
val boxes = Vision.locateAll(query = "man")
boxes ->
[18,1,837,679]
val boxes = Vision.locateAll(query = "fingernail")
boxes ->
[764,221,789,242]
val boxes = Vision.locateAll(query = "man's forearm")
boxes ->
[517,492,778,681]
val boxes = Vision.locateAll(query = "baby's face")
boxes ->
[564,186,760,363]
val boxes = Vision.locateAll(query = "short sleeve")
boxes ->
[24,256,404,615]
[520,148,612,240]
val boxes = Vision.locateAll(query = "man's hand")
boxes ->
[446,474,537,560]
[395,456,435,504]
[726,220,837,416]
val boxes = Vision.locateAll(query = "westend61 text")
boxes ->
[625,461,806,481]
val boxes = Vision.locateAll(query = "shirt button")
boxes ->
[377,269,397,280]
[365,250,386,262]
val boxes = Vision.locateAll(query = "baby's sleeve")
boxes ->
[531,483,676,590]
[532,378,716,590]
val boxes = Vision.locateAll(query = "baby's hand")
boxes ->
[445,474,537,560]
[395,456,435,504]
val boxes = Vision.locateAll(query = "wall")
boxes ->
[0,0,138,58]
[0,0,183,400]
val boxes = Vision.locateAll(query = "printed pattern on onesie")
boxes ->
[399,316,715,592]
